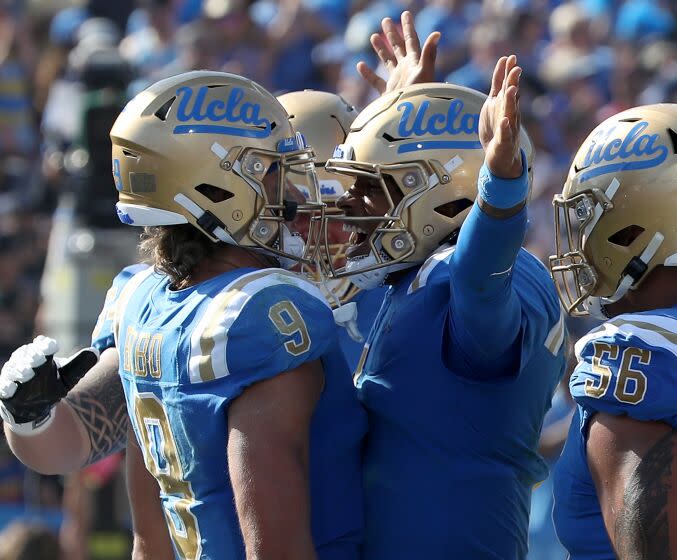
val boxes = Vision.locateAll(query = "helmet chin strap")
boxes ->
[345,242,414,290]
[584,296,611,320]
[314,269,364,343]
[174,193,237,245]
[585,231,665,319]
[175,193,307,270]
[275,224,306,270]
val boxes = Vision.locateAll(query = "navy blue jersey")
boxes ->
[356,165,566,558]
[337,287,386,373]
[94,266,367,560]
[553,307,677,559]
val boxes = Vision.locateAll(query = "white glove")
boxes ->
[0,336,99,436]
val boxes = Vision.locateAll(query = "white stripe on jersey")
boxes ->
[544,310,566,356]
[575,313,677,359]
[407,245,456,294]
[188,269,329,383]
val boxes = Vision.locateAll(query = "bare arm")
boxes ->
[587,412,677,559]
[4,348,128,474]
[126,427,174,560]
[228,360,323,560]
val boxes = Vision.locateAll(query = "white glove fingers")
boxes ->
[33,335,58,357]
[19,344,47,369]
[0,375,17,398]
[1,362,34,384]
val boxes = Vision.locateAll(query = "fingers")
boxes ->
[357,61,387,94]
[490,56,508,97]
[0,364,21,398]
[493,55,521,133]
[503,71,521,125]
[32,335,58,357]
[503,54,515,93]
[370,33,395,68]
[420,31,440,76]
[401,11,420,57]
[59,347,99,391]
[382,17,406,60]
[0,358,38,399]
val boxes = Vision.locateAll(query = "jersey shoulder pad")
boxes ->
[91,264,152,351]
[187,269,335,388]
[570,312,677,426]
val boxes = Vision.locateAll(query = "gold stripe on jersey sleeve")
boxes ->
[544,312,566,356]
[196,269,308,382]
[196,289,239,382]
[409,274,422,294]
[353,343,370,386]
[606,318,677,347]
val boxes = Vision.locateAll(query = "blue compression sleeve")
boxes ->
[447,152,529,380]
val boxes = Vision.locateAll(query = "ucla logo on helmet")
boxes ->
[173,86,272,138]
[320,182,345,197]
[395,99,482,154]
[112,158,123,191]
[578,121,668,182]
[332,144,354,160]
[116,205,134,225]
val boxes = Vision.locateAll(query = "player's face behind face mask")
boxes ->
[334,175,403,263]
[260,159,323,269]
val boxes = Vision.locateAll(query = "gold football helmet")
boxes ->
[278,90,359,302]
[110,71,322,266]
[550,103,677,317]
[319,82,533,287]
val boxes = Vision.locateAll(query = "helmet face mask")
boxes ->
[549,104,677,317]
[111,71,324,268]
[241,139,324,266]
[277,90,361,298]
[319,159,424,279]
[550,186,612,315]
[316,83,533,283]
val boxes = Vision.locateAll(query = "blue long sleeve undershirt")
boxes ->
[447,153,529,381]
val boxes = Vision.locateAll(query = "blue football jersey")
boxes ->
[98,266,367,560]
[356,242,566,559]
[553,307,677,559]
[337,287,386,373]
[95,265,386,375]
[91,263,149,352]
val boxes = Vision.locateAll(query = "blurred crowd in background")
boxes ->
[0,0,675,557]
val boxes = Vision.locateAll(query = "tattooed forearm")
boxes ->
[64,357,128,467]
[614,429,676,560]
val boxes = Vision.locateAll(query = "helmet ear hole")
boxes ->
[434,198,473,219]
[608,224,645,247]
[195,184,234,203]
[667,128,677,154]
[154,97,175,121]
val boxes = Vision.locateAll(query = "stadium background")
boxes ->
[0,0,674,557]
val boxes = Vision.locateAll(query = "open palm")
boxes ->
[479,55,523,179]
[358,11,440,95]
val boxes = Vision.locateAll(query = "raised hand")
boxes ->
[357,11,440,95]
[0,336,99,435]
[479,55,523,179]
